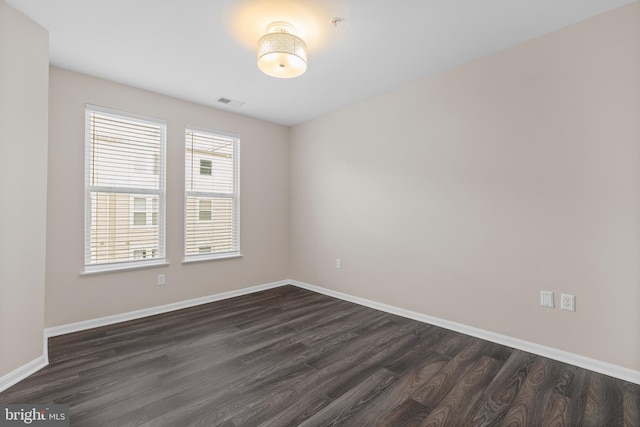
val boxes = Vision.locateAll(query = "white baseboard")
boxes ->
[0,355,48,394]
[290,280,640,385]
[43,333,49,365]
[45,280,288,338]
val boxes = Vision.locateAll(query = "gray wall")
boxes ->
[0,1,49,379]
[45,67,290,327]
[290,3,640,371]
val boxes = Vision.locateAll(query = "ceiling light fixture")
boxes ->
[257,22,307,78]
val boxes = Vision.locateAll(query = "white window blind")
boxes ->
[185,127,239,260]
[85,105,166,271]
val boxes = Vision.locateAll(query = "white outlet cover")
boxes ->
[561,294,575,311]
[540,290,554,308]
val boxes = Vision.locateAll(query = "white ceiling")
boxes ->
[6,0,636,126]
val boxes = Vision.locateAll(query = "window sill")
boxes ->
[182,252,243,265]
[82,260,169,276]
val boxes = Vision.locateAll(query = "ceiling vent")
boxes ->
[217,97,245,108]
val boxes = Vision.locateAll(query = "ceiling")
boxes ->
[6,0,635,126]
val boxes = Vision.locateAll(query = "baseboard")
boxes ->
[43,333,49,365]
[45,280,288,338]
[290,280,640,385]
[0,355,48,394]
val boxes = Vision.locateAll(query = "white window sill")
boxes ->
[82,259,169,276]
[182,253,243,264]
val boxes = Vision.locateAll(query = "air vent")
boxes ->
[217,97,245,108]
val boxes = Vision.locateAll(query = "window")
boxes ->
[132,197,147,226]
[198,199,212,221]
[185,127,239,260]
[133,249,157,259]
[85,105,166,271]
[131,196,158,227]
[200,159,212,176]
[133,249,146,259]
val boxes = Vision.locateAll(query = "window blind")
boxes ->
[185,128,239,259]
[85,106,166,271]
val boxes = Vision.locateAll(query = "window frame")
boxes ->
[184,125,240,262]
[84,105,167,273]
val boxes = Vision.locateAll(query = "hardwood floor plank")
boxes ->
[320,331,425,400]
[141,356,317,426]
[541,393,572,427]
[584,372,625,427]
[383,326,447,375]
[623,382,640,427]
[297,309,391,349]
[377,398,432,427]
[346,354,451,426]
[464,349,537,426]
[297,368,399,427]
[185,363,320,426]
[419,356,503,426]
[548,362,591,426]
[304,319,403,371]
[274,300,357,333]
[500,357,561,426]
[411,339,500,410]
[0,285,634,426]
[254,391,333,427]
[227,367,330,426]
[430,330,474,358]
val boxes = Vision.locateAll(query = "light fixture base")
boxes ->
[266,21,295,34]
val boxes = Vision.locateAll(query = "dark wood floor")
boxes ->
[1,285,638,426]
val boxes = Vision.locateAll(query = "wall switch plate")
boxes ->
[157,274,165,286]
[336,258,342,269]
[540,291,554,308]
[561,294,575,311]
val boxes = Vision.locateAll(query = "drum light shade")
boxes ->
[257,22,307,78]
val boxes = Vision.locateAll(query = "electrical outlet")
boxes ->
[560,294,575,311]
[336,258,342,269]
[157,274,165,286]
[540,291,554,308]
